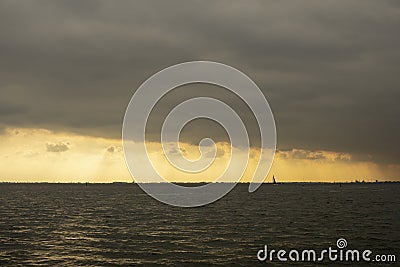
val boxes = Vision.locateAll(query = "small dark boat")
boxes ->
[272,175,276,184]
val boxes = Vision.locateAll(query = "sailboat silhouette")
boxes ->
[272,175,277,184]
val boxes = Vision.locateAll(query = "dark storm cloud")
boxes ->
[0,103,27,116]
[0,0,399,164]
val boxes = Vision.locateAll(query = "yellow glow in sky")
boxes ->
[0,127,398,183]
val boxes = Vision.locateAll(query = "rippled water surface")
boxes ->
[0,183,398,266]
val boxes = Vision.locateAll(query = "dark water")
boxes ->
[0,183,398,266]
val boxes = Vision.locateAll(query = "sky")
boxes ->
[0,0,399,182]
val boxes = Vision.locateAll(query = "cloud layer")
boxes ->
[0,0,399,166]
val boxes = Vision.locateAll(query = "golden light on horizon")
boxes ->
[0,127,398,183]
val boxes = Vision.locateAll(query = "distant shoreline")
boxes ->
[0,181,399,185]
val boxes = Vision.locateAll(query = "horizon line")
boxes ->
[0,181,399,184]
